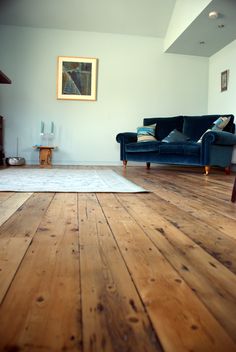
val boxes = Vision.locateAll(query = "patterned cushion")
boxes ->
[211,116,231,131]
[137,124,157,142]
[197,116,231,143]
[162,129,190,143]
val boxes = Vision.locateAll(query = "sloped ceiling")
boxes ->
[0,0,236,57]
[166,0,236,57]
[0,0,176,38]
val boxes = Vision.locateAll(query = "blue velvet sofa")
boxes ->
[116,114,236,174]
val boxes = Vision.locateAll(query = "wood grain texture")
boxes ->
[0,193,81,352]
[0,193,53,303]
[97,193,236,352]
[0,165,235,352]
[0,192,32,226]
[115,193,236,343]
[78,193,162,352]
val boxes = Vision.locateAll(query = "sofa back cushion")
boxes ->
[183,114,234,141]
[143,116,183,140]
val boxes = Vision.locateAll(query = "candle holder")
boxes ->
[40,132,54,147]
[40,121,55,146]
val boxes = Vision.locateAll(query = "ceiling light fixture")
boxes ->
[208,11,219,19]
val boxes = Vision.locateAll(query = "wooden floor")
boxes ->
[0,165,236,352]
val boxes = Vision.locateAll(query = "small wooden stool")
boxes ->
[231,177,236,203]
[33,146,56,167]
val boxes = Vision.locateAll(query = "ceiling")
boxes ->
[0,0,176,38]
[0,0,236,57]
[166,0,236,57]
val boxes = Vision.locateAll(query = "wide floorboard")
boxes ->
[0,165,236,352]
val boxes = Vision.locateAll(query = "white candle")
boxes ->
[51,121,54,134]
[41,121,44,134]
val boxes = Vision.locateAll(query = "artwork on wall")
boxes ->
[221,70,228,92]
[57,56,98,101]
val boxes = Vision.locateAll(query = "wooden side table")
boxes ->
[33,146,56,167]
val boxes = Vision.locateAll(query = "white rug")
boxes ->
[0,168,146,193]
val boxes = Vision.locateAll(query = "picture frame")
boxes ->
[221,70,228,92]
[57,56,98,101]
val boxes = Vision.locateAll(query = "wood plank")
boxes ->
[115,193,236,343]
[178,171,235,189]
[144,176,236,238]
[97,193,236,352]
[78,193,162,352]
[151,191,236,272]
[0,192,14,203]
[125,166,235,211]
[154,172,236,220]
[0,193,53,303]
[115,166,236,269]
[115,185,236,274]
[0,193,81,352]
[0,192,32,226]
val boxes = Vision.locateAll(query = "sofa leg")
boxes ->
[204,166,210,175]
[146,162,151,169]
[123,160,127,168]
[225,166,231,175]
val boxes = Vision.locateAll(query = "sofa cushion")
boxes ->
[162,129,190,143]
[183,115,234,141]
[197,116,231,142]
[126,141,161,153]
[220,115,235,133]
[143,116,183,140]
[212,116,231,131]
[159,142,200,156]
[183,143,201,156]
[137,124,157,142]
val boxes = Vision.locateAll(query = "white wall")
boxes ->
[0,25,209,165]
[208,39,236,163]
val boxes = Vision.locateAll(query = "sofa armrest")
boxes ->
[116,132,137,144]
[116,132,137,161]
[201,131,236,166]
[202,130,236,146]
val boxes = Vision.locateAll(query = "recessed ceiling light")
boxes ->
[208,11,219,19]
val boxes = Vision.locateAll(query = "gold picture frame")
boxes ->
[57,56,98,101]
[221,70,228,92]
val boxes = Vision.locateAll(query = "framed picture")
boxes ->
[221,70,228,92]
[57,56,98,101]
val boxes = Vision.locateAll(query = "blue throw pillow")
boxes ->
[162,129,190,143]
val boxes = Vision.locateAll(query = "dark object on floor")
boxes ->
[0,116,4,165]
[0,70,11,84]
[231,177,236,202]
